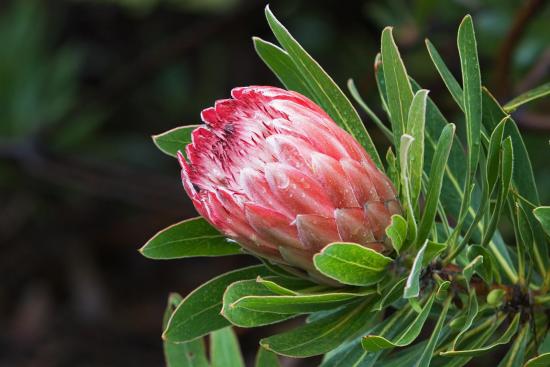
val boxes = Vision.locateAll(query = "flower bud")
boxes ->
[179,86,400,282]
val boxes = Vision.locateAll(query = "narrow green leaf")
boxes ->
[467,245,495,284]
[486,117,508,192]
[373,277,407,311]
[504,82,550,113]
[482,88,539,203]
[451,289,479,349]
[362,292,436,351]
[403,241,427,299]
[163,265,271,342]
[264,6,383,169]
[140,217,240,259]
[221,279,295,327]
[320,306,416,367]
[400,134,418,242]
[162,294,209,367]
[210,327,245,367]
[455,14,482,239]
[153,126,198,158]
[417,123,455,244]
[229,283,363,315]
[425,39,464,110]
[414,295,452,367]
[261,300,375,357]
[385,214,407,254]
[255,347,280,367]
[422,241,448,266]
[255,276,315,296]
[524,353,550,367]
[313,242,393,286]
[481,138,514,248]
[406,89,428,206]
[253,37,313,98]
[497,322,530,367]
[381,27,414,154]
[533,206,550,237]
[441,313,520,357]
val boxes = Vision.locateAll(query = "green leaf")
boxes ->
[163,265,271,342]
[399,134,418,242]
[455,14,482,236]
[403,241,427,299]
[313,242,393,286]
[380,27,414,154]
[264,6,383,169]
[140,217,241,259]
[373,277,407,311]
[221,279,295,327]
[463,255,483,285]
[482,88,539,204]
[406,89,428,206]
[451,289,479,349]
[227,281,364,315]
[425,39,464,110]
[255,347,280,367]
[414,295,452,367]
[533,206,550,237]
[162,294,209,367]
[486,117,508,192]
[210,327,245,367]
[417,123,455,244]
[441,313,520,357]
[524,353,550,367]
[255,276,316,296]
[503,82,550,113]
[153,126,198,158]
[321,306,417,367]
[362,292,436,352]
[497,322,530,367]
[261,300,375,357]
[253,37,313,98]
[385,214,407,254]
[467,245,496,284]
[423,241,448,267]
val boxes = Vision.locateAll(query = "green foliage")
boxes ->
[146,6,550,367]
[140,217,241,259]
[313,242,393,286]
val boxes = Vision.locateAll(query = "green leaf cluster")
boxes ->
[147,5,550,367]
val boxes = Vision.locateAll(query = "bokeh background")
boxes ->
[0,0,548,366]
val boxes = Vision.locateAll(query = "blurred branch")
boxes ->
[493,0,547,100]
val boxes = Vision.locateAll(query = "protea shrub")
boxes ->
[141,6,550,367]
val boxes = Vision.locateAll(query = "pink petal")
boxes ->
[364,163,397,201]
[279,246,316,272]
[334,208,376,245]
[295,214,341,251]
[244,203,301,249]
[311,153,359,208]
[265,163,334,218]
[265,134,314,172]
[239,167,293,218]
[340,158,379,205]
[364,201,391,240]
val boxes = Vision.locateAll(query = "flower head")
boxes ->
[178,86,400,282]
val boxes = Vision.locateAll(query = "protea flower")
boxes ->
[178,86,400,282]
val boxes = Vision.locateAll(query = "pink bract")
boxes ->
[178,86,400,283]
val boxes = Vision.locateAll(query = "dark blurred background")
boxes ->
[0,0,548,366]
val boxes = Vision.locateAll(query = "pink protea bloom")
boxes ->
[178,86,400,282]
